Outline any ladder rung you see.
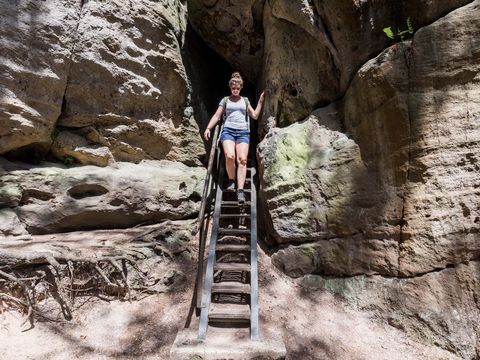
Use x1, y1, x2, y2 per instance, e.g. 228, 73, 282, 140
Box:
219, 214, 250, 218
218, 235, 249, 243
209, 304, 250, 322
218, 228, 250, 235
212, 282, 251, 294
214, 262, 250, 272
221, 201, 251, 206
216, 244, 250, 252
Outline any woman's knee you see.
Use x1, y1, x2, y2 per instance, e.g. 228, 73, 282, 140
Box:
225, 152, 236, 161
236, 156, 247, 166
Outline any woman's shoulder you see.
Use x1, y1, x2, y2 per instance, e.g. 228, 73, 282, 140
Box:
218, 96, 229, 106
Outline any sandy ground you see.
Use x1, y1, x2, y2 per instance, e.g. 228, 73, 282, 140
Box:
0, 245, 460, 360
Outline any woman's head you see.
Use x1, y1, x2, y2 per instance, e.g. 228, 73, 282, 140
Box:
229, 71, 243, 89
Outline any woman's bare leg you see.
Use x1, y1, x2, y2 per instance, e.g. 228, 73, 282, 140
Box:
235, 142, 249, 189
222, 140, 236, 181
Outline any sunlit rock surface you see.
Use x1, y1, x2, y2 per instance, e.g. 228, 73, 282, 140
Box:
0, 159, 204, 234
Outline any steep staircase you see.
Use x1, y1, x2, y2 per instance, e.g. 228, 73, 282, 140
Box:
197, 159, 259, 340
171, 126, 286, 359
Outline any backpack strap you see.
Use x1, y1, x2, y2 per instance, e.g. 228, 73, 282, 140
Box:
243, 97, 250, 132
221, 96, 228, 124
243, 97, 249, 122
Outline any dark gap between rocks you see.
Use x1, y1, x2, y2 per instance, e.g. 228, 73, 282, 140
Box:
182, 23, 259, 166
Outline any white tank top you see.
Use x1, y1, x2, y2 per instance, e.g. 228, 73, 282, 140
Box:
220, 97, 249, 131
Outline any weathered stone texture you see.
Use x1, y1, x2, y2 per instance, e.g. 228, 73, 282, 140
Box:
0, 0, 205, 166
0, 159, 204, 235
398, 2, 480, 276
300, 260, 480, 359
187, 0, 265, 81
58, 0, 204, 166
0, 0, 81, 153
262, 1, 480, 278
186, 0, 476, 129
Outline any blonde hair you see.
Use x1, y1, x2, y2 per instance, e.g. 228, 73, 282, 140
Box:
228, 71, 243, 87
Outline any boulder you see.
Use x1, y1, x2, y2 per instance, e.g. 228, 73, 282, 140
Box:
0, 0, 82, 153
261, 0, 473, 126
261, 0, 480, 277
344, 1, 480, 276
300, 260, 480, 359
258, 116, 402, 276
57, 0, 205, 166
0, 159, 205, 235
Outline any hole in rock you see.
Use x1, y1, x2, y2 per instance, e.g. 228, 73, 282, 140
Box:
20, 189, 55, 205
68, 184, 109, 199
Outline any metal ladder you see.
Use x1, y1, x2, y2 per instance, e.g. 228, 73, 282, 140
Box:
198, 158, 259, 340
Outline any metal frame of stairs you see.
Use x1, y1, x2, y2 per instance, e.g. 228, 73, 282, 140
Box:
197, 158, 259, 340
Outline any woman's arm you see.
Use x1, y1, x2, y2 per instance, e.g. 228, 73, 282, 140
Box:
248, 91, 265, 120
204, 105, 224, 140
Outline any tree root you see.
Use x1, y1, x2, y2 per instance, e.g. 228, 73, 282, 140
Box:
0, 222, 194, 327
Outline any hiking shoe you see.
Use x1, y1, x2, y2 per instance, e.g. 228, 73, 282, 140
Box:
237, 189, 246, 204
225, 180, 235, 192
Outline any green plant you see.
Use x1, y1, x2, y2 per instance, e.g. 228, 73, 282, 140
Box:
383, 17, 414, 42
50, 128, 60, 141
63, 155, 75, 166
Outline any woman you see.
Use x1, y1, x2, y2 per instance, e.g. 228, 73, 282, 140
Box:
204, 72, 265, 203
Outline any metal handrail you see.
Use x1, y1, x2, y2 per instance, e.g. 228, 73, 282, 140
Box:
185, 124, 219, 328
192, 124, 219, 237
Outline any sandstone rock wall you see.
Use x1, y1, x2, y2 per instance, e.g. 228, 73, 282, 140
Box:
0, 158, 204, 235
255, 2, 480, 355
0, 0, 205, 166
262, 1, 480, 279
0, 0, 82, 153
189, 0, 473, 126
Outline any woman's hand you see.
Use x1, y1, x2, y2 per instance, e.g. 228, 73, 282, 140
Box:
259, 91, 265, 103
204, 128, 211, 140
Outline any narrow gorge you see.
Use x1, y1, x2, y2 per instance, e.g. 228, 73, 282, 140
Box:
1, 1, 479, 359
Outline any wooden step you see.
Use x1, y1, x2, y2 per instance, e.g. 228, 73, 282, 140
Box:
216, 244, 250, 252
219, 214, 250, 218
218, 235, 249, 243
221, 201, 251, 207
214, 262, 250, 272
218, 228, 250, 235
212, 282, 251, 294
209, 304, 250, 322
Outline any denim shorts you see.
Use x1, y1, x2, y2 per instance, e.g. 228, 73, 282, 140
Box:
219, 127, 250, 144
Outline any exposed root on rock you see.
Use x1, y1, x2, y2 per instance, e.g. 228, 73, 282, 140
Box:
0, 221, 194, 328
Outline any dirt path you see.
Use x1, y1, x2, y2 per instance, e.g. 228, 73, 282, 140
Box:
0, 245, 459, 360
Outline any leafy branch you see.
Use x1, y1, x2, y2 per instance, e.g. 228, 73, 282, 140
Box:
383, 17, 414, 42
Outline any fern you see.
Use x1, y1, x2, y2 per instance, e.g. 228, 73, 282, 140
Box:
383, 17, 415, 42
383, 27, 395, 39
407, 17, 414, 34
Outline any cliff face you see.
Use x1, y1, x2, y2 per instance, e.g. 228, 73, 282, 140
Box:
1, 0, 479, 358
0, 0, 205, 235
190, 0, 480, 357
0, 0, 204, 166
